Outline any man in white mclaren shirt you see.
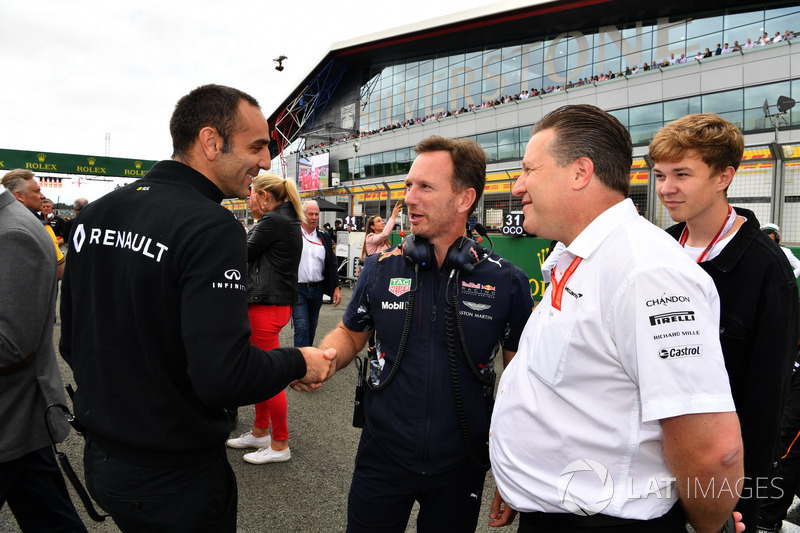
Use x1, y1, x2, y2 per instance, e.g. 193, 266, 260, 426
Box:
489, 105, 743, 533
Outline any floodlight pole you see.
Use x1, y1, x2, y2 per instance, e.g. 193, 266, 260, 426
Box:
351, 141, 360, 219
774, 114, 781, 143
767, 112, 789, 143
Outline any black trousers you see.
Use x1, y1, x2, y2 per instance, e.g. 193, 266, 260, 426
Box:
84, 439, 237, 532
0, 446, 87, 532
758, 362, 800, 524
347, 434, 486, 533
517, 503, 686, 532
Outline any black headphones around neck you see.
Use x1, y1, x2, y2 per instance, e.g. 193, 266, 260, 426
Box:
401, 234, 483, 275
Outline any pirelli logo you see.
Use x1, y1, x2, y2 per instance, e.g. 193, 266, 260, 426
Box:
649, 311, 696, 326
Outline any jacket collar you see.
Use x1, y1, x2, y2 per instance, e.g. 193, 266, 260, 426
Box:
0, 192, 45, 225
258, 201, 298, 222
143, 160, 226, 204
0, 190, 14, 211
568, 198, 638, 260
25, 205, 47, 224
667, 206, 761, 273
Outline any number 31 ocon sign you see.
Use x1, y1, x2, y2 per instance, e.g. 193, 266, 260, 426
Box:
503, 213, 527, 236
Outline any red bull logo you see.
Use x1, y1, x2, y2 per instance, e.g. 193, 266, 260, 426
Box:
379, 248, 403, 262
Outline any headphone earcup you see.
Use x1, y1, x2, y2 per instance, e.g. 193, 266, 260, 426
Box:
402, 234, 433, 270
445, 237, 482, 275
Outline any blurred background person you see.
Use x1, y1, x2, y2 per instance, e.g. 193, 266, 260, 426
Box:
293, 200, 341, 348
40, 198, 65, 246
360, 199, 403, 261
62, 197, 89, 247
359, 199, 403, 357
762, 223, 800, 278
227, 173, 304, 465
1, 169, 65, 278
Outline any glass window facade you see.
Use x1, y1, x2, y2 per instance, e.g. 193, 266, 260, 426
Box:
358, 5, 800, 133
338, 79, 798, 181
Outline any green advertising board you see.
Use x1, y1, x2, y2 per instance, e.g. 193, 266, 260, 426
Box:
0, 148, 157, 178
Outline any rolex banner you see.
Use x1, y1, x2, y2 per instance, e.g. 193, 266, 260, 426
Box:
0, 148, 157, 178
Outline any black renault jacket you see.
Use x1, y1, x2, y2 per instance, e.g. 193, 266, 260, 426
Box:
60, 161, 306, 464
247, 202, 302, 306
667, 207, 800, 526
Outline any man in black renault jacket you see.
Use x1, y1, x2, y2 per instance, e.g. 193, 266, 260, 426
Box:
59, 84, 336, 532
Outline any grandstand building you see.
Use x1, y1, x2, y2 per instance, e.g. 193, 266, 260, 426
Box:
267, 0, 800, 243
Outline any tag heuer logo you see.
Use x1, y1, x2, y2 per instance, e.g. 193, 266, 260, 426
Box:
388, 278, 411, 297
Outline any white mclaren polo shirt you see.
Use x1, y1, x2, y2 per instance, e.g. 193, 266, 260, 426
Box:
490, 199, 734, 519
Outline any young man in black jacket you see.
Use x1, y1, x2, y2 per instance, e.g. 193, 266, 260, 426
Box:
651, 113, 800, 532
59, 84, 336, 532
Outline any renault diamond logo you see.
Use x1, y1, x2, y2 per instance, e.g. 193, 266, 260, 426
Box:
73, 224, 86, 252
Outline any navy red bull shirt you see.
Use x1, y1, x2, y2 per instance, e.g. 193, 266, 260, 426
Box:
343, 243, 532, 475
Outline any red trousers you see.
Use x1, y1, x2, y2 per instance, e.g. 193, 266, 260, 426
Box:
248, 304, 292, 441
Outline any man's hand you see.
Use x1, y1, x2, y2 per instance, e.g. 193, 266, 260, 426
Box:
297, 347, 336, 388
489, 488, 517, 527
291, 321, 369, 392
332, 286, 341, 307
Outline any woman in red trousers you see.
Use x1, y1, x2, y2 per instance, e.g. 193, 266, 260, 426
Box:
226, 173, 304, 464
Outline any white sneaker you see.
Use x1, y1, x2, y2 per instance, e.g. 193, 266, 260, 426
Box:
226, 431, 271, 449
243, 446, 291, 464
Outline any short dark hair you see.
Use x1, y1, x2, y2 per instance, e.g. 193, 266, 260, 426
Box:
414, 136, 486, 216
169, 84, 260, 159
532, 105, 632, 196
762, 227, 781, 244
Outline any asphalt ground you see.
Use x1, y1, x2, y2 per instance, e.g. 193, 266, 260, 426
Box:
4, 284, 800, 532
